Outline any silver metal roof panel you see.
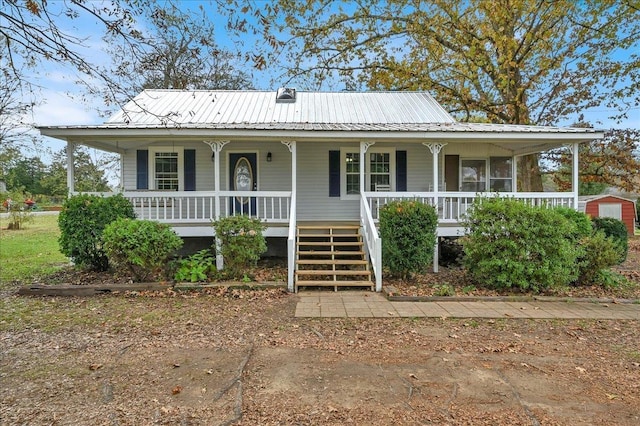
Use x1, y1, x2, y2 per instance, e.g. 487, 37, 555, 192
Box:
108, 90, 457, 126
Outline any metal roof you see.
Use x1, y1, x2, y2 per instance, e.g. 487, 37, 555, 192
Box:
107, 90, 457, 126
50, 121, 599, 134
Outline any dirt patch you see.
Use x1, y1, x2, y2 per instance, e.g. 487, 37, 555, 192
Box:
2, 289, 639, 425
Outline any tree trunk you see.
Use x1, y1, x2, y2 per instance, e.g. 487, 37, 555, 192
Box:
517, 154, 543, 192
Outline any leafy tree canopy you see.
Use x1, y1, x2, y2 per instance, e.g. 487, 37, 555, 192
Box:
219, 0, 639, 190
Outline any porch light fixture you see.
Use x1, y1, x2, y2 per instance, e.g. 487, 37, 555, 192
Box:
211, 151, 215, 161
267, 152, 272, 162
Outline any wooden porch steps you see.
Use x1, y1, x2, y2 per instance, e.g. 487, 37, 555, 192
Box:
295, 225, 374, 292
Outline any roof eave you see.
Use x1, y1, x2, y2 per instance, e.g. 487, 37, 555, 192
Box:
39, 126, 605, 143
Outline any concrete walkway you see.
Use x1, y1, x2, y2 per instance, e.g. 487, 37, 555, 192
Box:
295, 291, 640, 319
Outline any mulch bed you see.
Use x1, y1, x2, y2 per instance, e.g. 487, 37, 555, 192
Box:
22, 238, 639, 300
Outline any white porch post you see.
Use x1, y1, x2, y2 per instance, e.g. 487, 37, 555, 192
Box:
66, 142, 76, 195
572, 142, 580, 210
423, 142, 446, 273
204, 140, 230, 269
282, 141, 297, 197
512, 155, 518, 193
360, 141, 375, 194
282, 141, 297, 292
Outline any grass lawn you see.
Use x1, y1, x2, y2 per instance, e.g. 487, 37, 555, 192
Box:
0, 214, 68, 288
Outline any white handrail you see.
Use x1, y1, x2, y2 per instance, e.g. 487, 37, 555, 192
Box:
360, 194, 382, 292
287, 192, 297, 292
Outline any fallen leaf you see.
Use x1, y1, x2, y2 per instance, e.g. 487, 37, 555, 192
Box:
89, 363, 103, 371
172, 385, 183, 395
575, 366, 586, 373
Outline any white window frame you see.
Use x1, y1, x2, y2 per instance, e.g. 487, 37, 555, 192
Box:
149, 146, 184, 191
460, 156, 514, 192
460, 158, 488, 192
598, 203, 622, 220
340, 147, 395, 200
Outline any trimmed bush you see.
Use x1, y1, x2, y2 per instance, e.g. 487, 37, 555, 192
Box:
58, 194, 135, 271
462, 198, 580, 293
212, 215, 266, 279
555, 207, 593, 240
592, 217, 628, 262
576, 231, 621, 285
103, 218, 183, 282
379, 200, 438, 279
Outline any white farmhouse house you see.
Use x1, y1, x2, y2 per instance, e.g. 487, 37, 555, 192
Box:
40, 89, 604, 292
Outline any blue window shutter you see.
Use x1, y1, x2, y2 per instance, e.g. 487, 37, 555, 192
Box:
396, 150, 407, 191
136, 150, 148, 189
329, 150, 340, 197
184, 149, 196, 191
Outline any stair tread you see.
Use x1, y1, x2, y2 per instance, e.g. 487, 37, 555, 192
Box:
297, 225, 360, 230
298, 241, 363, 246
296, 280, 374, 286
296, 259, 368, 265
297, 233, 360, 238
298, 250, 365, 255
296, 270, 371, 276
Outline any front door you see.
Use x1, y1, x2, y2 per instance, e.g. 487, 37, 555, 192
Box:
229, 153, 257, 216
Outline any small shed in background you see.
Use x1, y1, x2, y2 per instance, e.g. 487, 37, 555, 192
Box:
578, 195, 637, 235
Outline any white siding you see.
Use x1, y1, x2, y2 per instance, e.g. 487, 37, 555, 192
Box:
296, 142, 436, 221
297, 142, 358, 221
122, 141, 293, 192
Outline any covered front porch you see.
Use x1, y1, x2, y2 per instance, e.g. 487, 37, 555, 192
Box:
64, 136, 584, 293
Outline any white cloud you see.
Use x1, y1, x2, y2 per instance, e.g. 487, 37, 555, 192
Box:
33, 90, 101, 126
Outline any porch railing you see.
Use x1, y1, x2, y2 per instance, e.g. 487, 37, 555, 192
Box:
364, 191, 576, 222
119, 190, 292, 223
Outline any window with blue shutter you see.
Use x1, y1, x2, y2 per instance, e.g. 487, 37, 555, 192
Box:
396, 150, 407, 191
136, 150, 148, 189
329, 150, 340, 197
184, 149, 196, 191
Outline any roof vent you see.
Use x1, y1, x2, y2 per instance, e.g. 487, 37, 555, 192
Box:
276, 87, 296, 103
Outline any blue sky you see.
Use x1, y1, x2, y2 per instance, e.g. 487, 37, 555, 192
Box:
17, 0, 640, 159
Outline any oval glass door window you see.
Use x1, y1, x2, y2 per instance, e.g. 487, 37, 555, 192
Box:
233, 157, 253, 204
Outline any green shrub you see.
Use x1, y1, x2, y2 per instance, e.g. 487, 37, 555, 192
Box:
103, 218, 183, 282
433, 283, 455, 296
462, 197, 580, 293
174, 249, 216, 282
592, 217, 628, 262
379, 200, 438, 279
555, 207, 593, 239
212, 215, 267, 279
575, 231, 622, 285
58, 194, 135, 271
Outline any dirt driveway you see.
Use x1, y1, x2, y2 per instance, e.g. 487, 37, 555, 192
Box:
1, 287, 639, 425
